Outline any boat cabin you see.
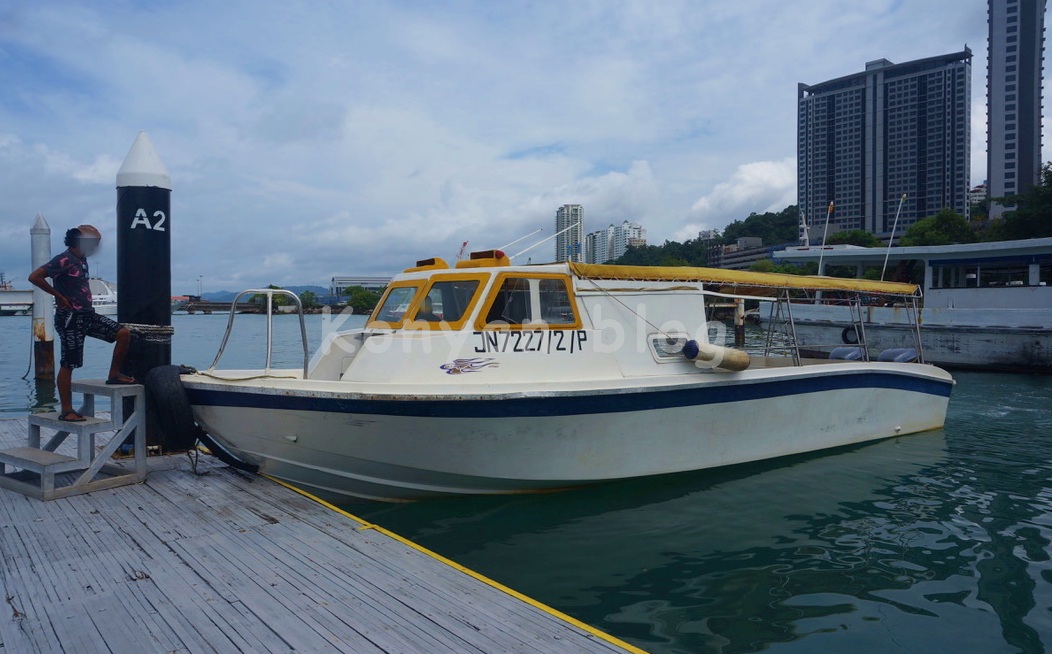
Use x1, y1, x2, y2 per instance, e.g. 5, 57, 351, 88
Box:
293, 250, 923, 384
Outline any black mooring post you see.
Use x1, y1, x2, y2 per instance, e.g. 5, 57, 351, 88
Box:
116, 132, 172, 445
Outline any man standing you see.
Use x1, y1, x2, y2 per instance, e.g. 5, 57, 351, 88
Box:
28, 225, 135, 422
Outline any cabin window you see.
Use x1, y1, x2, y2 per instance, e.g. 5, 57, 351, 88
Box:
539, 279, 574, 324
484, 278, 533, 325
479, 274, 581, 329
370, 284, 420, 326
411, 279, 482, 325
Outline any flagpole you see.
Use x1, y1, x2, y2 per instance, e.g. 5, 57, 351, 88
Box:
816, 200, 834, 275
498, 228, 543, 251
511, 223, 576, 260
881, 193, 908, 281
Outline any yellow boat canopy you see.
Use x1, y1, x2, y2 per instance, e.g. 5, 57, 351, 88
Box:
568, 263, 920, 297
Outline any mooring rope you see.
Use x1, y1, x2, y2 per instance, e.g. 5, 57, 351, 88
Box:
123, 323, 175, 344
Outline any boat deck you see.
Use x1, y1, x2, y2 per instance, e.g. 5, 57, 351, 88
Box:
0, 416, 640, 654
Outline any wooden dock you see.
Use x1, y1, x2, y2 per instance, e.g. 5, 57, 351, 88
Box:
0, 416, 643, 654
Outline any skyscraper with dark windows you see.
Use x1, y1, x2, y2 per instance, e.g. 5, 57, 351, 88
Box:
987, 0, 1046, 219
798, 50, 972, 235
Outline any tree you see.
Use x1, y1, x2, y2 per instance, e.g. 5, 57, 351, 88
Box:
344, 285, 382, 314
825, 229, 881, 247
987, 162, 1052, 240
900, 209, 977, 246
299, 290, 318, 309
722, 206, 800, 245
252, 284, 291, 310
748, 259, 817, 275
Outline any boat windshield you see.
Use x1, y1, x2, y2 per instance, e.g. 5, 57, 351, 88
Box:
410, 279, 481, 325
373, 286, 419, 324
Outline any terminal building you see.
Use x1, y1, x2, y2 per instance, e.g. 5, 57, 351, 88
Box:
330, 276, 391, 296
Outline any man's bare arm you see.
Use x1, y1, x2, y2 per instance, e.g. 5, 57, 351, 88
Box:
28, 267, 71, 309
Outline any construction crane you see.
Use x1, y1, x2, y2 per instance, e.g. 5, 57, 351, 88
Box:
455, 241, 469, 261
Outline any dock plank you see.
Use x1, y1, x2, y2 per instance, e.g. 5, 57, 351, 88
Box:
0, 417, 637, 654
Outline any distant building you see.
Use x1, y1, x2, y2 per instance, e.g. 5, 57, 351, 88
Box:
706, 240, 724, 269
555, 204, 584, 263
611, 221, 645, 260
330, 276, 390, 296
718, 238, 775, 271
585, 228, 610, 264
968, 183, 989, 208
987, 0, 1046, 219
584, 220, 646, 263
697, 229, 719, 241
798, 50, 972, 235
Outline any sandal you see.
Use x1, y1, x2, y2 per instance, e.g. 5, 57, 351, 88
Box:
106, 374, 138, 385
58, 410, 86, 422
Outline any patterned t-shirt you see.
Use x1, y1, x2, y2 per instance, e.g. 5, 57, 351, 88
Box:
43, 249, 92, 311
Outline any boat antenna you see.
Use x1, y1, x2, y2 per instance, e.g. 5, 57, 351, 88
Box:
816, 200, 835, 275
498, 228, 543, 251
510, 223, 576, 260
881, 193, 908, 281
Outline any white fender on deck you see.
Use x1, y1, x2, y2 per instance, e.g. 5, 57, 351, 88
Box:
682, 340, 751, 372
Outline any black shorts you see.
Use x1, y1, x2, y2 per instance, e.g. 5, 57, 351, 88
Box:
55, 309, 122, 369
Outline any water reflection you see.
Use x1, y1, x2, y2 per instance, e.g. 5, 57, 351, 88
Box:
359, 373, 1052, 654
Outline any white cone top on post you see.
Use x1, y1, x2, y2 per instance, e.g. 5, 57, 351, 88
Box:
116, 131, 171, 190
31, 213, 50, 235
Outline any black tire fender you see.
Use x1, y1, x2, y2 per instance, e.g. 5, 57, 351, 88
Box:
841, 327, 859, 345
144, 365, 203, 451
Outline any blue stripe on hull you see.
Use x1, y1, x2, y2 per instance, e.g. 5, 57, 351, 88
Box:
186, 371, 952, 419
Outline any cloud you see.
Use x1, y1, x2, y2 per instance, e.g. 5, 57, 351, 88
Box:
689, 158, 798, 226
0, 0, 1024, 293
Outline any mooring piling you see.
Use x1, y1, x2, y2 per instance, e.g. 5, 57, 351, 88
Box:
30, 213, 54, 380
734, 297, 746, 347
116, 131, 173, 384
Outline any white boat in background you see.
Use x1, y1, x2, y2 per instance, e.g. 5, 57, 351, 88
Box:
89, 278, 118, 316
774, 237, 1052, 372
179, 251, 953, 503
0, 273, 32, 316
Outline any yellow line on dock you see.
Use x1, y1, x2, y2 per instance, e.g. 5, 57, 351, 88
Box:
264, 475, 650, 654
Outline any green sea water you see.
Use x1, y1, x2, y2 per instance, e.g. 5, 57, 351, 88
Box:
2, 315, 1051, 652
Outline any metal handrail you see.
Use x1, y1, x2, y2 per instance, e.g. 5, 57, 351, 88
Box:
208, 289, 310, 378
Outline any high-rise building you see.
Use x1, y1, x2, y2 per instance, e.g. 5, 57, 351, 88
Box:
611, 221, 645, 261
584, 221, 646, 263
988, 0, 1046, 219
798, 50, 972, 235
555, 204, 584, 263
585, 227, 610, 264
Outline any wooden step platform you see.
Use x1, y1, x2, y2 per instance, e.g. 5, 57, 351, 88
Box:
0, 380, 146, 500
0, 417, 642, 654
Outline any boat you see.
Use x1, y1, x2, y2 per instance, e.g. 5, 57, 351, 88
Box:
0, 273, 32, 316
179, 250, 954, 502
773, 237, 1052, 371
89, 278, 118, 316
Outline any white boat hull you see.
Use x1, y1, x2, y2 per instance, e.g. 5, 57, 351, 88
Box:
185, 364, 952, 502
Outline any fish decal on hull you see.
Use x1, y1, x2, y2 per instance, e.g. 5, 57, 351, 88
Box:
440, 358, 499, 375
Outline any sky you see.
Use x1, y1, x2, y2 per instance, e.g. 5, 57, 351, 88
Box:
0, 0, 1045, 293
